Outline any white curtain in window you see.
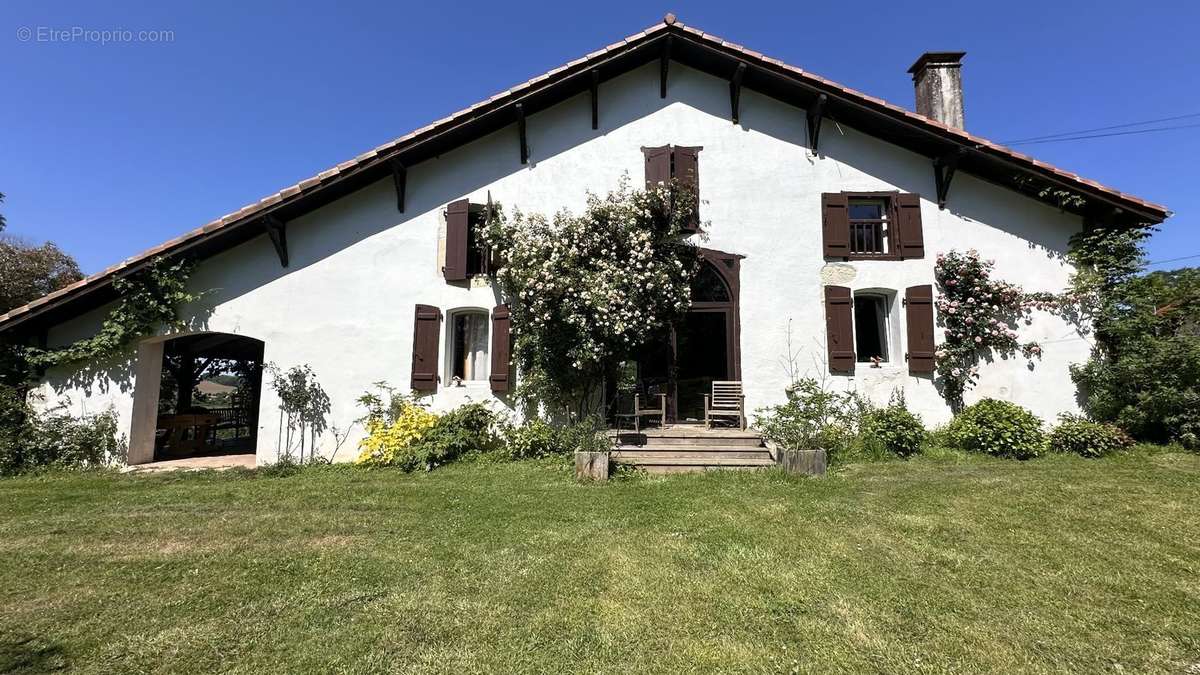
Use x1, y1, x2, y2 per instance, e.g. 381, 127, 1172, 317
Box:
459, 313, 489, 380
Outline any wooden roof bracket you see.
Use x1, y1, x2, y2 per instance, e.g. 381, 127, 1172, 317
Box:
806, 93, 827, 155
262, 215, 288, 268
934, 148, 967, 210
590, 69, 600, 130
730, 62, 747, 124
389, 158, 406, 213
515, 103, 528, 165
660, 36, 672, 98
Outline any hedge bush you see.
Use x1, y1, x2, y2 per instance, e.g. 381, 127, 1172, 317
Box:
0, 386, 124, 476
502, 417, 605, 459
946, 398, 1045, 459
862, 404, 926, 458
1048, 414, 1133, 458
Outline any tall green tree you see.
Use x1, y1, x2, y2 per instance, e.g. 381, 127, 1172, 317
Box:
1071, 267, 1200, 446
0, 192, 84, 314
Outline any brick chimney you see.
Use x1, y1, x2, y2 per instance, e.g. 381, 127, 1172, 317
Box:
907, 52, 966, 129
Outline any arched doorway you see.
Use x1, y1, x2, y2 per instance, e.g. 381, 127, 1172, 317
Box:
675, 250, 741, 421
631, 248, 742, 423
152, 333, 264, 461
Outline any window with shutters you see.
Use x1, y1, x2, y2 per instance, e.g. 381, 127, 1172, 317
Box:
444, 201, 492, 281
823, 192, 925, 261
466, 209, 488, 276
848, 198, 893, 257
446, 309, 489, 384
642, 145, 701, 232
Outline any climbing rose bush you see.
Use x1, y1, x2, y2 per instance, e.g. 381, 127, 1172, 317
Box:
481, 176, 700, 414
934, 249, 1057, 407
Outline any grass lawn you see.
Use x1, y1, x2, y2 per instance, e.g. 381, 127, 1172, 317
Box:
1, 451, 1198, 674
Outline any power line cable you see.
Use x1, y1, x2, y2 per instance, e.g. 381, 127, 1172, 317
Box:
1145, 253, 1200, 267
1001, 111, 1200, 144
1002, 122, 1200, 147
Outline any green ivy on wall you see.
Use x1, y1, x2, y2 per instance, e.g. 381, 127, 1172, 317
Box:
12, 257, 198, 381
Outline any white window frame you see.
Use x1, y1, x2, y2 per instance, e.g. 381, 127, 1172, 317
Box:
444, 308, 491, 386
853, 289, 900, 365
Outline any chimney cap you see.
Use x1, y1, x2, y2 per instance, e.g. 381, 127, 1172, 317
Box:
907, 51, 967, 75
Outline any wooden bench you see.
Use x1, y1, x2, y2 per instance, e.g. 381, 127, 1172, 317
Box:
704, 381, 746, 430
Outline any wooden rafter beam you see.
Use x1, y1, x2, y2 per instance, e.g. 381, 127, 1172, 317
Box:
806, 93, 827, 154
660, 36, 672, 98
516, 103, 528, 165
262, 215, 288, 267
389, 159, 406, 213
934, 148, 967, 210
730, 62, 747, 124
590, 69, 600, 130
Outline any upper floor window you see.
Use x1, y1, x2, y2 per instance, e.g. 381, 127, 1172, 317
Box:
848, 198, 893, 257
822, 192, 925, 261
444, 200, 492, 281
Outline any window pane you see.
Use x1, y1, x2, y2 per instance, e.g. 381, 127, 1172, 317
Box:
853, 295, 888, 362
453, 313, 489, 381
690, 263, 730, 302
848, 201, 884, 220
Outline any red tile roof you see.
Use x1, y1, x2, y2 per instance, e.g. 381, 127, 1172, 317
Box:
0, 16, 1170, 333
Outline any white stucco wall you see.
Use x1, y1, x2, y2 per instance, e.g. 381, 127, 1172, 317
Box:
34, 61, 1089, 463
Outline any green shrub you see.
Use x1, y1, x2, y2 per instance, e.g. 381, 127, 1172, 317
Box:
754, 379, 867, 460
502, 416, 609, 460
504, 418, 565, 459
1048, 414, 1133, 458
0, 387, 124, 476
412, 402, 502, 469
558, 416, 610, 455
862, 404, 926, 458
946, 398, 1045, 459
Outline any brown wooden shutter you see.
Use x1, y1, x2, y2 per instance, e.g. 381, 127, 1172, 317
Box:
443, 199, 469, 281
905, 285, 936, 375
673, 146, 701, 232
411, 304, 442, 391
896, 193, 925, 259
824, 286, 855, 373
642, 145, 671, 192
822, 193, 850, 258
489, 304, 511, 393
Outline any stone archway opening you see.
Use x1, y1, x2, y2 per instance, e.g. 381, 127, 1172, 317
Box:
128, 333, 264, 465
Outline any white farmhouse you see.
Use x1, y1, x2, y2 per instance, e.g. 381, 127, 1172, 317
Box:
0, 16, 1169, 467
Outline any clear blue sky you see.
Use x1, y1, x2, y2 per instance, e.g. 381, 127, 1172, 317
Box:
3, 0, 1196, 274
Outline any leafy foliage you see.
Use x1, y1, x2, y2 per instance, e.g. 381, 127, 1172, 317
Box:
268, 363, 331, 463
754, 378, 868, 459
503, 418, 567, 459
0, 236, 83, 314
862, 396, 926, 458
354, 397, 438, 468
22, 258, 198, 373
415, 403, 504, 468
0, 389, 124, 476
480, 176, 700, 416
1070, 268, 1200, 446
946, 398, 1045, 459
933, 250, 1056, 407
1048, 413, 1132, 458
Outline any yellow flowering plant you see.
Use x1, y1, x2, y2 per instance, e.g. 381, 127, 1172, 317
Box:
353, 382, 439, 467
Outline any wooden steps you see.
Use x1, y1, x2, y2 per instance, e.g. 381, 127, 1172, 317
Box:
609, 426, 775, 474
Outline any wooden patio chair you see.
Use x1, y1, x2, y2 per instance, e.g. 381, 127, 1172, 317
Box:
613, 391, 667, 434
704, 381, 746, 430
